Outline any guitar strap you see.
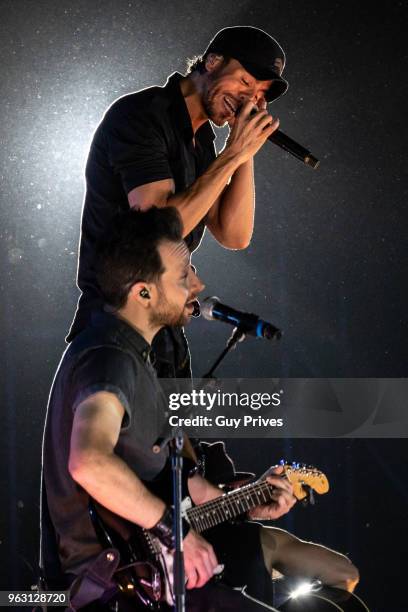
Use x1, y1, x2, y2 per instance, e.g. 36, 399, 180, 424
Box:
66, 549, 120, 611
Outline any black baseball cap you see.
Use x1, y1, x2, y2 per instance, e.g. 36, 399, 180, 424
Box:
204, 26, 288, 103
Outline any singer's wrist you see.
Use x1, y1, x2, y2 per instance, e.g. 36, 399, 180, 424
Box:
219, 144, 246, 170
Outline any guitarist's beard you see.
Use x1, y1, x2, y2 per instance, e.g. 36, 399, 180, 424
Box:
148, 288, 189, 329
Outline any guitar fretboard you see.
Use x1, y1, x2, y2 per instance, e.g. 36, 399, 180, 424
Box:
186, 480, 275, 533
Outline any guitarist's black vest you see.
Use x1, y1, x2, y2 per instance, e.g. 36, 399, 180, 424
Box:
40, 311, 169, 583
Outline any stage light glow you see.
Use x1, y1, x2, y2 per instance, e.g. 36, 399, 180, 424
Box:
289, 581, 314, 599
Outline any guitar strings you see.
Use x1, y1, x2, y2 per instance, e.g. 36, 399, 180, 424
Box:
186, 469, 324, 532
187, 481, 275, 531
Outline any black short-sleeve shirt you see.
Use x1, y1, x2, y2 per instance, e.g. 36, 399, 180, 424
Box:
68, 72, 216, 340
42, 311, 169, 576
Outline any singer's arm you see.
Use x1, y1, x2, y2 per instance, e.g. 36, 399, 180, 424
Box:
205, 158, 255, 250
128, 103, 278, 249
128, 151, 244, 246
205, 101, 280, 249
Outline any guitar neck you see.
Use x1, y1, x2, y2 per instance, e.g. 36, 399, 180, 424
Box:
185, 480, 274, 534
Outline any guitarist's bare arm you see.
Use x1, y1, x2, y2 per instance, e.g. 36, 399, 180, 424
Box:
187, 473, 223, 505
69, 391, 167, 529
69, 392, 221, 590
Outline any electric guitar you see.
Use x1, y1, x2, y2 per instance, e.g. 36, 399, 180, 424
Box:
89, 462, 332, 609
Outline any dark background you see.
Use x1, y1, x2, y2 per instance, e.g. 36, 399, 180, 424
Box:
1, 1, 407, 609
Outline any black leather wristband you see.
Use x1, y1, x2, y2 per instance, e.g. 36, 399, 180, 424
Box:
150, 507, 191, 549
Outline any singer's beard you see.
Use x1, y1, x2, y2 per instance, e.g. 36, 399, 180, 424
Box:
202, 97, 225, 127
202, 96, 232, 127
202, 76, 235, 127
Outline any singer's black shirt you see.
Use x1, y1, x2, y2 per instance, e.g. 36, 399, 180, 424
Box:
68, 72, 216, 340
42, 311, 169, 577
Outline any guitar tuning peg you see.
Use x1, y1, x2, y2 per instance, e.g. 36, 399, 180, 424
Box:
302, 485, 315, 506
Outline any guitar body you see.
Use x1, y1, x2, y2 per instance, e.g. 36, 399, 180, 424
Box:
89, 506, 274, 611
89, 501, 165, 609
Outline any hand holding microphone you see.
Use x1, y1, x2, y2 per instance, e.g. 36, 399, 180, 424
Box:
226, 99, 280, 163
227, 99, 319, 169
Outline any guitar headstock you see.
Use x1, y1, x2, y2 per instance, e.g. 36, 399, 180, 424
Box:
281, 462, 329, 500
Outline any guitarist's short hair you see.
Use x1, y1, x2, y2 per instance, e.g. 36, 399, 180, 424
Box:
95, 206, 183, 309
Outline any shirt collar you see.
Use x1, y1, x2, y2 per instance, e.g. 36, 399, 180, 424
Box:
91, 310, 152, 363
164, 72, 216, 146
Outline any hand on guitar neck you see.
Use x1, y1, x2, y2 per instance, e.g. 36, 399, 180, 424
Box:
174, 465, 297, 590
246, 465, 297, 521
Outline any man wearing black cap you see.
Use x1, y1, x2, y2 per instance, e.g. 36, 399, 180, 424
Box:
67, 26, 288, 379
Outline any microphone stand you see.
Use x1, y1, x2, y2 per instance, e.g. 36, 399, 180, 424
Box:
203, 326, 246, 379
170, 325, 247, 609
170, 427, 186, 612
169, 323, 279, 608
151, 310, 282, 612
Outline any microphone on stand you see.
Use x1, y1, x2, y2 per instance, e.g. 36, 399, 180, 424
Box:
201, 296, 282, 341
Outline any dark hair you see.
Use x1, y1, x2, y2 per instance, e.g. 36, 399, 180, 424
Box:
95, 206, 183, 309
186, 54, 206, 74
186, 53, 231, 75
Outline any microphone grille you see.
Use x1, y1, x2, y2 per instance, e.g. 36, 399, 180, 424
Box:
201, 296, 220, 321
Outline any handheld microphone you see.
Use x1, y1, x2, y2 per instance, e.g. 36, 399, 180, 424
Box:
247, 106, 319, 169
201, 296, 282, 341
268, 129, 320, 169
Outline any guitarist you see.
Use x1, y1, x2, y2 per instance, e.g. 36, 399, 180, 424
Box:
41, 207, 358, 610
